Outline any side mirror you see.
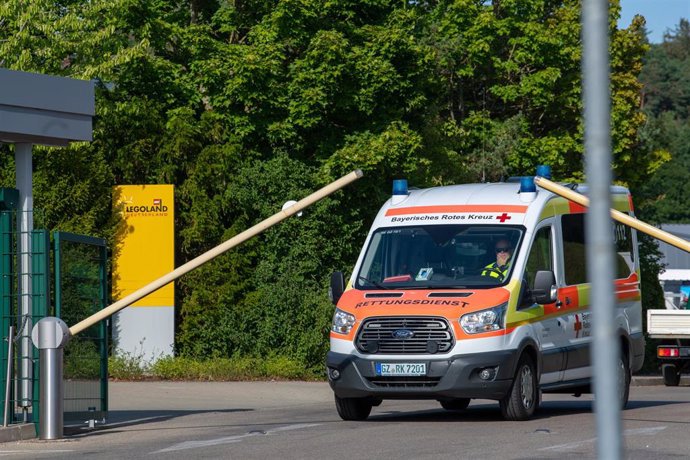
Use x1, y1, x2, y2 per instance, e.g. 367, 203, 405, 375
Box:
532, 270, 558, 305
329, 271, 345, 305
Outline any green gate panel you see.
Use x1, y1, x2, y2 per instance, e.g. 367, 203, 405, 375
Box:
54, 232, 108, 422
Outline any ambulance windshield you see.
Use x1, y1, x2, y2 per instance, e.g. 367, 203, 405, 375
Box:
356, 225, 523, 289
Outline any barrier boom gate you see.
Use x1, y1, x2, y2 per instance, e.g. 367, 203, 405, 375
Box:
31, 169, 363, 440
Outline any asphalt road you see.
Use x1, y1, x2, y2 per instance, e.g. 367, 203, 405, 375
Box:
1, 381, 690, 459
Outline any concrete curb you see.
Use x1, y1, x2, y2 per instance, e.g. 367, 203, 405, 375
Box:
632, 375, 688, 386
631, 375, 663, 386
0, 423, 35, 443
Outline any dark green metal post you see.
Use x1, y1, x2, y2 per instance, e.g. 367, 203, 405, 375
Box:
0, 189, 18, 424
31, 229, 50, 430
99, 245, 108, 413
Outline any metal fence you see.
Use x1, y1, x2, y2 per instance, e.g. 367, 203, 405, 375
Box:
1, 224, 108, 430
0, 209, 49, 427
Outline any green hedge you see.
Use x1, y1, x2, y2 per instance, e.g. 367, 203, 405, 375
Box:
108, 355, 323, 381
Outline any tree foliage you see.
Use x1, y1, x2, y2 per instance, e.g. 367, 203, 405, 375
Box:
627, 19, 689, 372
0, 0, 663, 371
637, 19, 690, 224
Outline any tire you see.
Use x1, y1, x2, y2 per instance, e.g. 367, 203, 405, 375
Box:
440, 398, 471, 411
335, 396, 372, 421
662, 363, 681, 387
617, 353, 631, 409
500, 355, 538, 421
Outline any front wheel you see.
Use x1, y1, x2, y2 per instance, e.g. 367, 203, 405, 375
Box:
335, 396, 372, 421
500, 355, 538, 421
617, 353, 631, 409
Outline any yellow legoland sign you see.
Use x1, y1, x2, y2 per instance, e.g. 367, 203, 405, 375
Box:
113, 185, 174, 307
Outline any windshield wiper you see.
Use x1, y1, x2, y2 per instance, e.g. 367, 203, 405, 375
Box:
357, 275, 390, 290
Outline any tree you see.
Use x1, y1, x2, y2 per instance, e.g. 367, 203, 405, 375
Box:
0, 0, 661, 371
641, 19, 690, 119
626, 18, 690, 373
637, 19, 690, 224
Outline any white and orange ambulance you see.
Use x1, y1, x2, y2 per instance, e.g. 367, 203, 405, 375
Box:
327, 166, 644, 421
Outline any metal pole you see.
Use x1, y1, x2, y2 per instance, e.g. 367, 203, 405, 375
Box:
15, 143, 33, 413
39, 348, 64, 440
69, 169, 364, 336
582, 1, 621, 458
3, 325, 13, 427
31, 317, 69, 440
14, 143, 33, 419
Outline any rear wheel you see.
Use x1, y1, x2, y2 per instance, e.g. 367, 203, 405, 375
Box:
440, 398, 470, 411
617, 353, 631, 409
662, 363, 681, 387
500, 355, 538, 421
335, 396, 372, 421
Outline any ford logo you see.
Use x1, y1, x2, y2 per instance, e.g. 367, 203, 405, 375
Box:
392, 329, 414, 340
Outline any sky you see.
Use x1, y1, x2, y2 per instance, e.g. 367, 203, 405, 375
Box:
618, 0, 689, 43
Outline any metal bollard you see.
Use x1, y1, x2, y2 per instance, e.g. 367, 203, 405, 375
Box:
30, 317, 70, 440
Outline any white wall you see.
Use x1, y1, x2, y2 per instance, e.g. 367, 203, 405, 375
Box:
113, 306, 174, 364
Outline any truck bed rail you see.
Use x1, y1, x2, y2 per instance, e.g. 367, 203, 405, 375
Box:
647, 309, 690, 338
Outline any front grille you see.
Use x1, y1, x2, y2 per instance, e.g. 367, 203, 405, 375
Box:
355, 316, 454, 355
366, 376, 441, 388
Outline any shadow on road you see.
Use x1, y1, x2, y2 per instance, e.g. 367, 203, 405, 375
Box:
366, 398, 684, 423
65, 408, 254, 437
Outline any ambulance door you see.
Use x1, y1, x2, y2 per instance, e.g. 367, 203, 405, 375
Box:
558, 213, 592, 382
523, 222, 565, 385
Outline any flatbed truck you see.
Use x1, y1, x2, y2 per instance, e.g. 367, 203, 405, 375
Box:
647, 309, 690, 386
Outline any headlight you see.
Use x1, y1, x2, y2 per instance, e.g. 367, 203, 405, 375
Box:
460, 303, 507, 334
332, 308, 356, 334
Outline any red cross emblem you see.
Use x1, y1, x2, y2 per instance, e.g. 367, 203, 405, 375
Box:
496, 213, 511, 223
574, 314, 583, 338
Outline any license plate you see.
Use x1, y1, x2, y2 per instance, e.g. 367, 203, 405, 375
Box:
375, 363, 426, 376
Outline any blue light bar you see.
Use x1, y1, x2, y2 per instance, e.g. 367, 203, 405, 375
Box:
520, 176, 536, 193
392, 179, 408, 196
536, 164, 552, 179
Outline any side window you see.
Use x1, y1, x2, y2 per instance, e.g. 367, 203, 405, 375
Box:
561, 214, 634, 284
562, 213, 587, 285
614, 222, 635, 279
525, 226, 553, 290
360, 232, 384, 282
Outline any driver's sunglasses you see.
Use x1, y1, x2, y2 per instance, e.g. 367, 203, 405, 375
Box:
495, 247, 511, 254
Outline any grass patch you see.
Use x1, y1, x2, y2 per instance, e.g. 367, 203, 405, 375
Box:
108, 351, 152, 380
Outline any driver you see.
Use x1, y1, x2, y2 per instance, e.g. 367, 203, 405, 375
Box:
481, 239, 513, 281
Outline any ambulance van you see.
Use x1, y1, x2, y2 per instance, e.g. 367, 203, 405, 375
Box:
327, 167, 644, 421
